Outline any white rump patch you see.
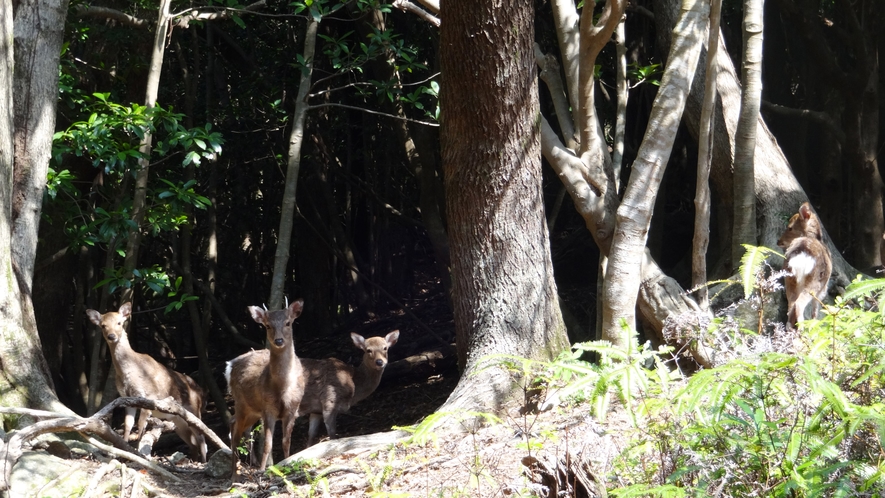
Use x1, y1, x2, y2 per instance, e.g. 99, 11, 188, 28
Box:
224, 361, 233, 389
788, 252, 816, 279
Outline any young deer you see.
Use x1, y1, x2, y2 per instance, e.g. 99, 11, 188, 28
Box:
225, 299, 305, 478
85, 303, 207, 462
299, 330, 399, 447
777, 202, 832, 326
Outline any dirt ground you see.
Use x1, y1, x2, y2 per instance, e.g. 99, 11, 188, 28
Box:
19, 359, 622, 498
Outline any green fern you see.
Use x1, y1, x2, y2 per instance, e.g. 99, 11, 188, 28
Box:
739, 244, 782, 298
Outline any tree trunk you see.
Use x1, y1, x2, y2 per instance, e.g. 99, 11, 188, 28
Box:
654, 0, 860, 287
731, 0, 763, 269
120, 0, 171, 304
438, 0, 569, 415
0, 0, 70, 416
692, 0, 723, 310
602, 0, 707, 344
268, 18, 317, 311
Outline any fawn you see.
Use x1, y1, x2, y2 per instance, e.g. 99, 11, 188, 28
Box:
225, 299, 305, 478
86, 303, 207, 462
299, 330, 399, 447
777, 202, 832, 326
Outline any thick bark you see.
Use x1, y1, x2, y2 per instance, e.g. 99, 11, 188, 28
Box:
731, 0, 763, 268
12, 0, 69, 286
268, 18, 317, 311
0, 0, 70, 415
602, 0, 707, 344
438, 0, 569, 415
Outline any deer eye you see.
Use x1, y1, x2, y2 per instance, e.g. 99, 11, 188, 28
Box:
285, 321, 291, 327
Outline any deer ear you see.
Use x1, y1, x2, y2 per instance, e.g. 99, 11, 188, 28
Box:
287, 298, 304, 319
119, 302, 132, 317
385, 330, 400, 346
248, 306, 266, 324
86, 309, 102, 326
799, 202, 813, 220
351, 332, 366, 350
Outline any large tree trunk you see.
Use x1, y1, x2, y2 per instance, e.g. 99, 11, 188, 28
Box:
0, 0, 70, 416
438, 0, 569, 415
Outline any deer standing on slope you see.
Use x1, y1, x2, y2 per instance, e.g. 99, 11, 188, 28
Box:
777, 202, 832, 326
299, 330, 399, 447
86, 303, 207, 462
225, 299, 305, 478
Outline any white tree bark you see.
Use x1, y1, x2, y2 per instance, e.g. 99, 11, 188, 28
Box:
731, 0, 763, 268
602, 0, 708, 345
692, 0, 723, 310
268, 18, 318, 311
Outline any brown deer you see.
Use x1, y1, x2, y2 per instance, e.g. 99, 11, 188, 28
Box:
777, 202, 832, 326
225, 299, 305, 478
85, 303, 207, 462
299, 330, 399, 447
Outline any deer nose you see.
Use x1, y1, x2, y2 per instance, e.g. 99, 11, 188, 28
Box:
274, 338, 284, 347
375, 359, 385, 367
107, 334, 117, 341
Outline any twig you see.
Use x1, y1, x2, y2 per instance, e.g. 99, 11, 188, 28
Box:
83, 459, 117, 498
85, 437, 180, 482
308, 102, 438, 127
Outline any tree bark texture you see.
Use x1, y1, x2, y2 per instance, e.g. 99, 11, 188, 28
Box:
731, 0, 763, 269
0, 0, 69, 415
12, 0, 69, 288
439, 0, 569, 414
268, 18, 317, 311
602, 0, 707, 345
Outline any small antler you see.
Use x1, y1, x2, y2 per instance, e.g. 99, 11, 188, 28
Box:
263, 304, 268, 311
285, 296, 289, 308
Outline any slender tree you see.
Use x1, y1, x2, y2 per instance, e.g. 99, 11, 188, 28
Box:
731, 0, 763, 269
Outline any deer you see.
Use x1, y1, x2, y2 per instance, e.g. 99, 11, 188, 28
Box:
777, 202, 832, 326
224, 298, 305, 478
85, 303, 207, 462
299, 330, 399, 447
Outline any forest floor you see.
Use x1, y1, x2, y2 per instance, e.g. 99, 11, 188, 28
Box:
73, 363, 625, 498
14, 335, 626, 498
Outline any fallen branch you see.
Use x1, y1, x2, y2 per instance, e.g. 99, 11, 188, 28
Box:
85, 437, 179, 483
0, 396, 229, 492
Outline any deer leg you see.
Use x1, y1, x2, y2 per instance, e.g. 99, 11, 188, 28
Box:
258, 415, 277, 471
134, 408, 151, 441
307, 414, 323, 447
282, 415, 296, 458
122, 406, 137, 441
324, 410, 338, 441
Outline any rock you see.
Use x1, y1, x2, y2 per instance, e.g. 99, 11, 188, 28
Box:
205, 449, 233, 478
9, 451, 90, 498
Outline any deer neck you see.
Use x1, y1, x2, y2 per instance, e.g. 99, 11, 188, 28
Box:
352, 361, 383, 405
268, 344, 302, 384
108, 334, 136, 370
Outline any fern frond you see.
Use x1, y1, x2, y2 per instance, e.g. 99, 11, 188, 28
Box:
739, 244, 781, 299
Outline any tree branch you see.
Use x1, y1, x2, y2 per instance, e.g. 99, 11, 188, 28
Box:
392, 0, 440, 27
761, 100, 846, 145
